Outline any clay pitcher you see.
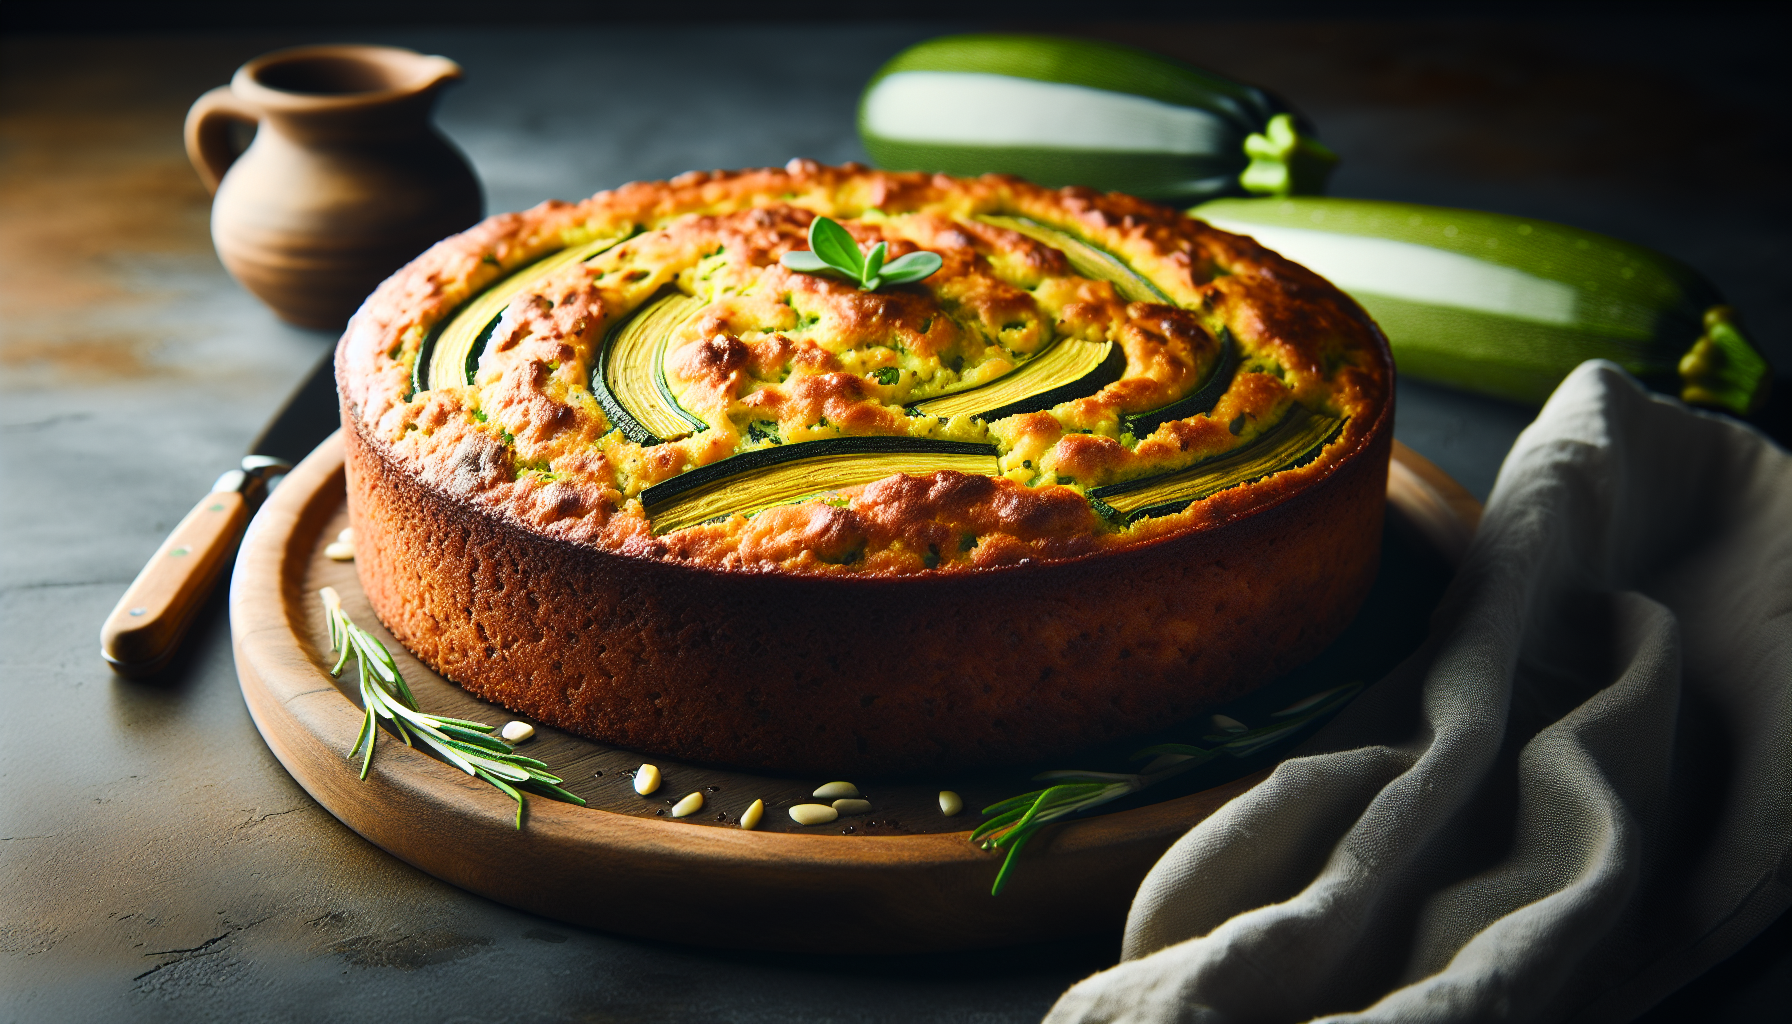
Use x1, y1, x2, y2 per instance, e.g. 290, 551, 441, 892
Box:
185, 44, 483, 329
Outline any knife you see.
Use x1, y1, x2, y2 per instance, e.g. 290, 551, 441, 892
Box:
100, 352, 341, 677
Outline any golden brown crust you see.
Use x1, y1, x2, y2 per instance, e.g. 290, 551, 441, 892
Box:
345, 407, 1390, 776
339, 162, 1395, 774
339, 161, 1389, 577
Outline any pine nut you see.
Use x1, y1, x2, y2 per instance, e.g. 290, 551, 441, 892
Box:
634, 764, 661, 795
938, 790, 963, 816
788, 803, 838, 826
324, 541, 355, 561
740, 799, 764, 830
499, 721, 534, 743
812, 781, 859, 800
671, 792, 704, 818
337, 527, 356, 544
832, 798, 870, 816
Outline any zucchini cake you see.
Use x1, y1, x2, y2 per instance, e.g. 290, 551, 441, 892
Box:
337, 160, 1392, 776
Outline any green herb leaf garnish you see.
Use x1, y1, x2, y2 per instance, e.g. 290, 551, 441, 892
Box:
322, 586, 586, 829
780, 216, 942, 291
972, 682, 1362, 894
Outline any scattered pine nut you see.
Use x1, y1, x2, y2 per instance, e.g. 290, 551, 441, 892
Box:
671, 792, 704, 818
832, 798, 871, 816
812, 781, 859, 800
1211, 714, 1248, 733
938, 790, 963, 816
499, 721, 534, 743
740, 799, 764, 830
337, 527, 355, 544
324, 541, 355, 561
788, 803, 839, 826
634, 764, 662, 795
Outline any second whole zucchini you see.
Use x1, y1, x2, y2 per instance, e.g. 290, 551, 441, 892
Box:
1192, 197, 1771, 415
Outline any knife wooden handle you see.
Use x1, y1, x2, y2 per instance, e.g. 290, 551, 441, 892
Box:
101, 490, 249, 676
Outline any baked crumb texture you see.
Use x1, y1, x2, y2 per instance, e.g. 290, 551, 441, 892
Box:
339, 162, 1393, 775
341, 161, 1387, 577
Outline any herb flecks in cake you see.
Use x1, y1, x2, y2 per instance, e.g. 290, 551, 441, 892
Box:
343, 161, 1385, 575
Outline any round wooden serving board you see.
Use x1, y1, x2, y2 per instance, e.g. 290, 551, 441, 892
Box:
230, 435, 1478, 953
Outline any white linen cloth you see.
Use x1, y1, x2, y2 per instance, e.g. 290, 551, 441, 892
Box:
1046, 362, 1792, 1023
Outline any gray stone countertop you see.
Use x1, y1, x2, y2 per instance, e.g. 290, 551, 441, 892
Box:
1, 19, 1785, 1023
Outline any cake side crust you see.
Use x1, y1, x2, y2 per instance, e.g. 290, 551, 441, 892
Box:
344, 396, 1390, 777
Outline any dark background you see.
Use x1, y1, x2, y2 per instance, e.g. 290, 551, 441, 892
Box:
3, 0, 1781, 29
2, 5, 1786, 1022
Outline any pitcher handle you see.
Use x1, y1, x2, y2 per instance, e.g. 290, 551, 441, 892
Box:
184, 86, 261, 194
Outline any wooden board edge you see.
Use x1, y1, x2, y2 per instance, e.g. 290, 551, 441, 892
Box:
1388, 440, 1482, 567
230, 433, 1472, 951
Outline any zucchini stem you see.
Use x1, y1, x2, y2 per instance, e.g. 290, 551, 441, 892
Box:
1239, 114, 1338, 197
1679, 305, 1772, 417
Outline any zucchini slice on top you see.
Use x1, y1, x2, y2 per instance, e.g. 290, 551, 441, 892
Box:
1089, 404, 1344, 524
1123, 328, 1239, 439
910, 337, 1126, 420
417, 230, 635, 395
641, 438, 1000, 535
964, 214, 1240, 434
974, 214, 1244, 437
884, 213, 1157, 423
593, 291, 709, 446
975, 214, 1171, 305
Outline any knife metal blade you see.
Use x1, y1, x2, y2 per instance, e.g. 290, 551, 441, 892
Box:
246, 348, 343, 465
100, 351, 340, 676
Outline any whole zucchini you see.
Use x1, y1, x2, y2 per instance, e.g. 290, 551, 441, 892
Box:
858, 34, 1337, 203
1193, 197, 1771, 415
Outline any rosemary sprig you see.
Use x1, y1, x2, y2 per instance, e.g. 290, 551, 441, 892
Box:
780, 215, 942, 290
320, 587, 586, 828
972, 682, 1363, 894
